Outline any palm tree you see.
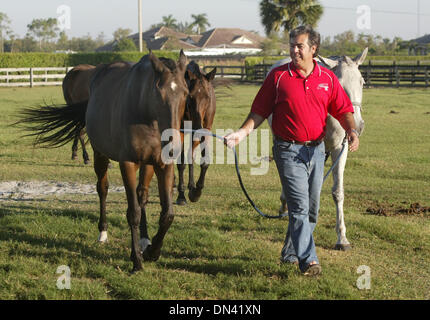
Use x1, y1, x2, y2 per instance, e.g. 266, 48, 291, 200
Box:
162, 15, 178, 30
190, 13, 210, 34
259, 0, 323, 35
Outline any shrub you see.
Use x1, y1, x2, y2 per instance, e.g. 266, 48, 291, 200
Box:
0, 51, 183, 68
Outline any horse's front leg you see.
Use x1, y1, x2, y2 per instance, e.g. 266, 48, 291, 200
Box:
189, 137, 210, 202
176, 132, 187, 205
176, 149, 187, 205
119, 161, 143, 272
186, 139, 197, 197
188, 138, 206, 202
137, 165, 153, 255
143, 163, 175, 262
331, 146, 351, 251
94, 150, 110, 243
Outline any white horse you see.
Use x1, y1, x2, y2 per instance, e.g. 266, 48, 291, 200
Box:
268, 48, 368, 251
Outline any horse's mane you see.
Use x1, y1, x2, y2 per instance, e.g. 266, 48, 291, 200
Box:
159, 57, 177, 71
187, 61, 202, 77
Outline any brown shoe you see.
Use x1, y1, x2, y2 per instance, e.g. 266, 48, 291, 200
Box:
303, 263, 322, 276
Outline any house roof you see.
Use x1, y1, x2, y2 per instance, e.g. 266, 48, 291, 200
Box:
196, 28, 265, 49
129, 26, 196, 50
409, 34, 430, 45
96, 27, 265, 52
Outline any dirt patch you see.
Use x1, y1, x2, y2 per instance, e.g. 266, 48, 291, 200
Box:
366, 202, 430, 217
0, 180, 124, 201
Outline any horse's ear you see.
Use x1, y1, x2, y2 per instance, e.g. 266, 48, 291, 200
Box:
149, 51, 167, 74
318, 55, 338, 69
178, 50, 187, 71
353, 47, 368, 66
344, 56, 354, 65
205, 67, 217, 82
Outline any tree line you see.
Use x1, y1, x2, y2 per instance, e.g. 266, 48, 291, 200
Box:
0, 1, 424, 55
258, 0, 420, 56
0, 12, 212, 53
260, 30, 411, 56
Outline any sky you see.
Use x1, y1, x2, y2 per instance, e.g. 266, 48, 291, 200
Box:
1, 0, 429, 42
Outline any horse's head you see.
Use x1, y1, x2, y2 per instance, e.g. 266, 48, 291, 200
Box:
149, 50, 189, 131
319, 48, 368, 136
185, 61, 216, 130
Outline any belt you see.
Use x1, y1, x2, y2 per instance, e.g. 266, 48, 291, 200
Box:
275, 135, 323, 147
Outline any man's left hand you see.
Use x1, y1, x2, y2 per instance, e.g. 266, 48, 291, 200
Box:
348, 132, 359, 152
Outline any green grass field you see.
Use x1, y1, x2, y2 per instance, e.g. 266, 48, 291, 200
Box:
0, 85, 429, 300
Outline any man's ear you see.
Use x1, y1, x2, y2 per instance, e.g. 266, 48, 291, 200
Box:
311, 45, 317, 56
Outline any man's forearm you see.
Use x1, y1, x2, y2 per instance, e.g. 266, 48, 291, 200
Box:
339, 112, 360, 152
339, 112, 356, 134
239, 112, 265, 136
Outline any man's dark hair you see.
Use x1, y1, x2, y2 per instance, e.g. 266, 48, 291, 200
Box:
289, 25, 321, 57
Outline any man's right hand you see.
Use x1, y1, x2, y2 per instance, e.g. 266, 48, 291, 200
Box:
223, 128, 247, 149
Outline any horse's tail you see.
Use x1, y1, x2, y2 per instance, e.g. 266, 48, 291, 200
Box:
16, 101, 88, 148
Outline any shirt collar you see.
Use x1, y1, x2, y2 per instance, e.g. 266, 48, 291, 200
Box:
288, 59, 321, 78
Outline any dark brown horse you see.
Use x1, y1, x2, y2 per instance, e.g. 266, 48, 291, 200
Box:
140, 61, 217, 207
18, 51, 189, 272
62, 64, 96, 164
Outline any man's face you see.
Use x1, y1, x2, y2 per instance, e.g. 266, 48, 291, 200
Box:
289, 33, 317, 68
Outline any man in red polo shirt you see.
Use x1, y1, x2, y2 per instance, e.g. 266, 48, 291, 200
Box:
224, 25, 359, 276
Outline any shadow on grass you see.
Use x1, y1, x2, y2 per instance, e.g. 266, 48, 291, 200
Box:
0, 206, 128, 264
0, 203, 125, 228
159, 249, 292, 280
9, 159, 88, 168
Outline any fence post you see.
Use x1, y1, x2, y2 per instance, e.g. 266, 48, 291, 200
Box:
367, 60, 372, 86
30, 68, 34, 88
389, 61, 394, 85
425, 67, 429, 87
394, 61, 400, 87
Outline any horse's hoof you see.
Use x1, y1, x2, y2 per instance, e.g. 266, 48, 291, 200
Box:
279, 207, 288, 215
131, 263, 143, 274
334, 244, 352, 251
84, 159, 90, 165
188, 188, 202, 203
176, 197, 187, 205
130, 268, 140, 275
143, 245, 160, 262
98, 231, 108, 243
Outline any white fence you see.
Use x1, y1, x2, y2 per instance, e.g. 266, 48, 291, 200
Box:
0, 67, 73, 87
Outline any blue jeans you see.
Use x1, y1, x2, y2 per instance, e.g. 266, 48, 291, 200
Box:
273, 138, 325, 272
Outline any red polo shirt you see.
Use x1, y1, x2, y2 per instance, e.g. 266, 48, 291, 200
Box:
251, 60, 354, 142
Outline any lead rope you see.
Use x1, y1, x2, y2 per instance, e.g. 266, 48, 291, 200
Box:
323, 134, 348, 183
180, 129, 348, 219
